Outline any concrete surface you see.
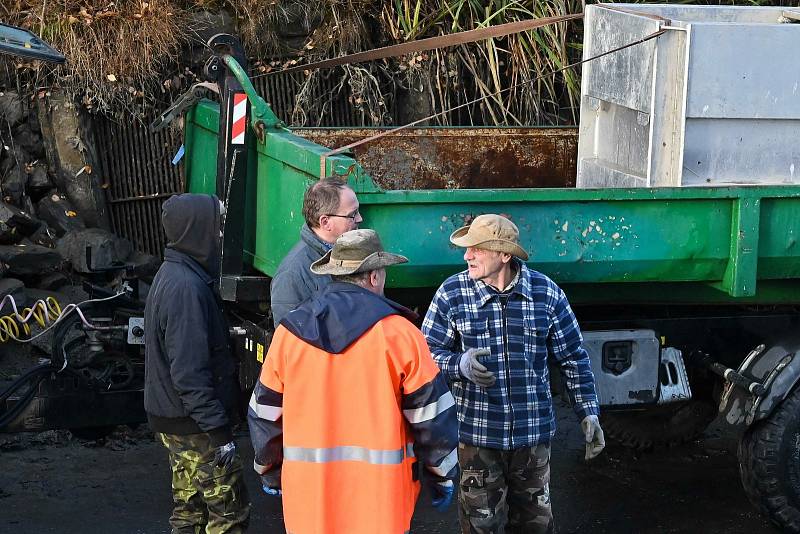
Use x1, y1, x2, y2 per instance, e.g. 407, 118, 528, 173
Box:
0, 400, 776, 533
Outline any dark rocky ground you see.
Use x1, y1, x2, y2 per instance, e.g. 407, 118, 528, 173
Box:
0, 400, 776, 534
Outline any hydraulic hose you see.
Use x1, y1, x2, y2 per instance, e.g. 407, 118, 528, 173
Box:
0, 290, 130, 429
0, 364, 54, 429
0, 296, 62, 343
0, 291, 126, 346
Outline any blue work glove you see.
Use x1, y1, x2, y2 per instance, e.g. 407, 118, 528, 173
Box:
261, 476, 282, 497
428, 478, 455, 511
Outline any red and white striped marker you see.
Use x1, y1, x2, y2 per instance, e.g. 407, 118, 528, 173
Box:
231, 93, 247, 145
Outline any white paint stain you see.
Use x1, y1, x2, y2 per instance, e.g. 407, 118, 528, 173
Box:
590, 221, 596, 227
612, 232, 620, 239
596, 225, 603, 234
562, 222, 569, 232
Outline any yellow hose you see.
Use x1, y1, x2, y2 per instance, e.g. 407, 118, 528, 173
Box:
0, 297, 62, 343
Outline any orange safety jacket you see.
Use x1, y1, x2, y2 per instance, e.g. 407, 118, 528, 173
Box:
248, 282, 458, 534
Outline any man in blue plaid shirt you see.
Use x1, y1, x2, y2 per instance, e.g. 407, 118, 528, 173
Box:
422, 214, 605, 534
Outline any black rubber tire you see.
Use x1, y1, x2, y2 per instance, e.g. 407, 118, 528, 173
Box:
739, 387, 800, 533
601, 400, 718, 451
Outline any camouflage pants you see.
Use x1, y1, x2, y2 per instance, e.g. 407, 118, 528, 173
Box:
457, 442, 553, 534
157, 432, 251, 534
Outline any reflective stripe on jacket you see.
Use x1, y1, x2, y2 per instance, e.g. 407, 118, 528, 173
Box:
249, 308, 458, 534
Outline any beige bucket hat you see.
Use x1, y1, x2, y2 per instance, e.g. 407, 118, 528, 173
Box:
310, 229, 408, 276
450, 213, 529, 261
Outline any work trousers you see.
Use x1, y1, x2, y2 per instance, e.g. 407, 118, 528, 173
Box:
158, 432, 251, 534
457, 442, 553, 534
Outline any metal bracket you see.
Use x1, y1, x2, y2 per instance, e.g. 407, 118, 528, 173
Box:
657, 348, 692, 404
150, 81, 220, 132
221, 54, 284, 132
714, 340, 800, 427
699, 346, 768, 398
219, 275, 270, 303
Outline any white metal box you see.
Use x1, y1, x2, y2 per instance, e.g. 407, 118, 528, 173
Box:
577, 4, 800, 187
583, 329, 660, 406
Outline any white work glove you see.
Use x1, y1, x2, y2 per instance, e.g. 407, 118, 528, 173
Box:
459, 348, 495, 387
581, 415, 605, 460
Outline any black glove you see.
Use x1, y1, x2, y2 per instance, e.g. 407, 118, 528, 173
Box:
213, 441, 237, 469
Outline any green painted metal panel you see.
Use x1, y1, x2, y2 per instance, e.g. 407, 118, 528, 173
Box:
758, 197, 800, 280
184, 104, 218, 195
183, 99, 800, 305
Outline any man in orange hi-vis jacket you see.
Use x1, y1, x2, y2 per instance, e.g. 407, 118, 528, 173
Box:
248, 229, 460, 534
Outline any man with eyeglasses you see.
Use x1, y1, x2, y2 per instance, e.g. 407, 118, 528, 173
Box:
270, 176, 363, 327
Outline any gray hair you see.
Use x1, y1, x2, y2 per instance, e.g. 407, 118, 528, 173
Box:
331, 271, 371, 286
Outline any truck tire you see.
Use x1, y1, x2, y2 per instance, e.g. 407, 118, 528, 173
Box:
601, 400, 717, 450
739, 387, 800, 533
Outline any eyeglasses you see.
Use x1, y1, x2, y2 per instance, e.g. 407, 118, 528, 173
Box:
325, 209, 360, 220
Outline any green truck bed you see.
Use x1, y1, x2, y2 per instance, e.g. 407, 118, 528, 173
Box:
184, 100, 800, 306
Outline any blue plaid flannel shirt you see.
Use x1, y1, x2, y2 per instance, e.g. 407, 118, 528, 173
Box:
422, 261, 599, 450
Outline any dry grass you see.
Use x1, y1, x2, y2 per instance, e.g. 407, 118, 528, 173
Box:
280, 1, 391, 126
3, 0, 193, 117
2, 0, 796, 124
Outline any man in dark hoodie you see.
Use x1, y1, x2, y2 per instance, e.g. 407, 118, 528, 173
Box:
248, 229, 459, 534
145, 193, 250, 534
269, 176, 362, 327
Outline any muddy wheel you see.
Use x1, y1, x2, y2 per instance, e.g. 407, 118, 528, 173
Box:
739, 387, 800, 533
601, 400, 718, 450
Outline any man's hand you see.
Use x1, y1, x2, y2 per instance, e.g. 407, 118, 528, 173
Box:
427, 478, 455, 511
581, 415, 605, 460
459, 348, 495, 387
260, 473, 282, 496
212, 441, 237, 469
261, 477, 282, 497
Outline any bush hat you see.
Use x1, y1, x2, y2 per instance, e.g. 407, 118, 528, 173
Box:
449, 213, 529, 261
310, 229, 408, 275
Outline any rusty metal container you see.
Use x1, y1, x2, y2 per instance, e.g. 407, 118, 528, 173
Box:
298, 128, 578, 190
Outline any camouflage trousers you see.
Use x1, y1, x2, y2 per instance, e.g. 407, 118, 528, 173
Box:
157, 432, 251, 534
457, 442, 553, 534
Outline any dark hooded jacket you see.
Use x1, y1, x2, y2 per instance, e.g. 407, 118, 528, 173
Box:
269, 224, 332, 328
144, 193, 239, 447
